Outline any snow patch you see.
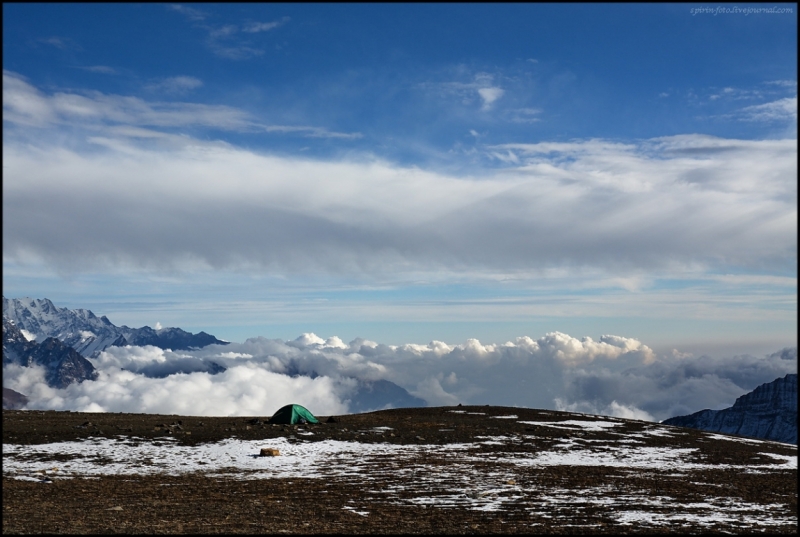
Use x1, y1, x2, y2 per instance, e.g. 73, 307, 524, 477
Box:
20, 329, 37, 342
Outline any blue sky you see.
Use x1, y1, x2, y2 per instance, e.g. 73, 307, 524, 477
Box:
3, 3, 797, 358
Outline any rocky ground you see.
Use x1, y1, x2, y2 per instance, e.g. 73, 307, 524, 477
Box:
3, 406, 797, 534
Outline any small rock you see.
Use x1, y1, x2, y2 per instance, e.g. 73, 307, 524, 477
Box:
106, 506, 123, 511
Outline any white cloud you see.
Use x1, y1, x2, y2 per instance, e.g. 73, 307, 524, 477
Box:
145, 76, 204, 94
508, 107, 541, 123
2, 71, 57, 126
765, 80, 798, 89
3, 331, 794, 420
554, 398, 655, 421
243, 17, 290, 33
38, 36, 81, 50
208, 43, 264, 60
168, 4, 208, 21
411, 377, 461, 406
2, 70, 359, 138
209, 24, 237, 39
3, 85, 795, 281
737, 97, 797, 122
478, 87, 504, 110
422, 73, 508, 112
169, 4, 274, 60
80, 66, 118, 75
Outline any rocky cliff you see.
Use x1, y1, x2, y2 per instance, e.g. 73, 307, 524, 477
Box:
662, 373, 797, 444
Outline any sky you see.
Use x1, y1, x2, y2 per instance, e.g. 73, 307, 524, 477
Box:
3, 3, 797, 366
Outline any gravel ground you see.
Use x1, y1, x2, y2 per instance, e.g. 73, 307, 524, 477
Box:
3, 406, 797, 534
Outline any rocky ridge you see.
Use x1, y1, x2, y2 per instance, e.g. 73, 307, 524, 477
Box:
2, 297, 228, 357
663, 373, 797, 444
2, 318, 98, 389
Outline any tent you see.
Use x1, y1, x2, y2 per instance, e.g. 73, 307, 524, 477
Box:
268, 404, 320, 425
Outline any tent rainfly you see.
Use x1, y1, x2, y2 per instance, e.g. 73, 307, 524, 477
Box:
268, 404, 320, 425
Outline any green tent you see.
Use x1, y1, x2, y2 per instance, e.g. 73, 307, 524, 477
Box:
268, 404, 320, 425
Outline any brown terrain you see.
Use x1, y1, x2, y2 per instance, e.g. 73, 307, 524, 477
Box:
2, 406, 797, 534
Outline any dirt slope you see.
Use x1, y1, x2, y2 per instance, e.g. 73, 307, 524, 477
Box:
3, 406, 797, 534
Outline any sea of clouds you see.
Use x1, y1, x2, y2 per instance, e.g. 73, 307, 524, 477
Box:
3, 332, 795, 421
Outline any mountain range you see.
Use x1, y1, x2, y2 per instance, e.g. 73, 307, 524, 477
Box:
662, 373, 797, 444
2, 298, 796, 439
2, 297, 428, 412
3, 317, 98, 389
3, 297, 227, 357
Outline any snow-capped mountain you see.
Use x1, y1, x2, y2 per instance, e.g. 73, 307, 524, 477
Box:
663, 373, 798, 444
2, 298, 428, 413
2, 297, 227, 357
3, 317, 98, 389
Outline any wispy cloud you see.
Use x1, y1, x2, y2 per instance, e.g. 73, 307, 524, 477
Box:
79, 65, 118, 75
701, 80, 796, 119
168, 5, 288, 60
38, 36, 81, 51
2, 70, 359, 139
145, 76, 204, 95
764, 80, 797, 89
737, 97, 797, 123
243, 17, 290, 33
422, 72, 507, 112
507, 107, 541, 123
210, 44, 265, 60
168, 4, 208, 21
4, 71, 795, 282
262, 125, 362, 139
208, 24, 238, 39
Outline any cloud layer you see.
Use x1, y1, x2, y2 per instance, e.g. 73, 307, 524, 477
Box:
2, 70, 359, 138
4, 70, 796, 281
3, 331, 796, 420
